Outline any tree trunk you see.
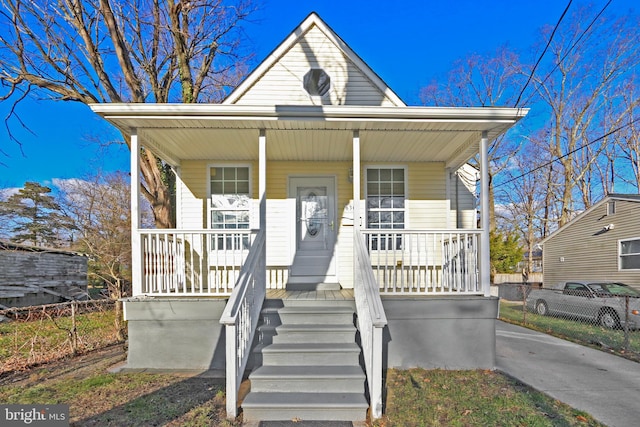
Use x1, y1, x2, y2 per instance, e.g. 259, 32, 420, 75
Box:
124, 136, 174, 229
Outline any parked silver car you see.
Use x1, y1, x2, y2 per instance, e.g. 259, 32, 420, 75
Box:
525, 281, 640, 329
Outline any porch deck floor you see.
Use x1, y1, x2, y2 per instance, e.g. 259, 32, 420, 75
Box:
266, 289, 354, 300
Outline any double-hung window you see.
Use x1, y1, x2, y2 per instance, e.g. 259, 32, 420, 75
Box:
209, 166, 251, 250
366, 167, 406, 250
620, 238, 640, 270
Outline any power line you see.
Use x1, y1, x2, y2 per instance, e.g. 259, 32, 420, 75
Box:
518, 0, 613, 108
513, 0, 573, 107
496, 115, 640, 188
501, 0, 621, 188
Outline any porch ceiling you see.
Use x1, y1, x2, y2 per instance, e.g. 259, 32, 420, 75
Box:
91, 104, 528, 169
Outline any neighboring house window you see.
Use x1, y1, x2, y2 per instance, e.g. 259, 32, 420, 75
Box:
366, 167, 406, 249
607, 201, 616, 215
620, 238, 640, 270
209, 166, 251, 250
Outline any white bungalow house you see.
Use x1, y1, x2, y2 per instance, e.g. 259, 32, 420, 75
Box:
91, 13, 527, 423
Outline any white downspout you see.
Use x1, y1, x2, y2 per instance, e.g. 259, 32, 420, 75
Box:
479, 131, 491, 296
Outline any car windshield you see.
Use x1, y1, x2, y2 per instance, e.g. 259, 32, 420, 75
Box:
588, 283, 640, 296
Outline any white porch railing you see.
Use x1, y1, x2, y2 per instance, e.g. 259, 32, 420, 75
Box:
219, 230, 266, 419
354, 229, 387, 420
362, 229, 481, 295
139, 230, 256, 296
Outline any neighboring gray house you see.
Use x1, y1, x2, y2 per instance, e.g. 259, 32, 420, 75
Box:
91, 13, 527, 423
542, 194, 640, 289
0, 241, 88, 308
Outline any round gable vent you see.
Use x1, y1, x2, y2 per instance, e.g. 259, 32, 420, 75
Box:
303, 68, 330, 97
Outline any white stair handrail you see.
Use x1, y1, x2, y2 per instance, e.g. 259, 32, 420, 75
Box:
354, 229, 387, 419
220, 229, 266, 419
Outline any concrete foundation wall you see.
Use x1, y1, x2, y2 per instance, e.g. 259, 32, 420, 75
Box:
123, 296, 497, 373
382, 296, 498, 370
124, 298, 228, 371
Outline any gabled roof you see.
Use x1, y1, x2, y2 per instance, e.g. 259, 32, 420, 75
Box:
223, 12, 405, 107
90, 12, 528, 169
540, 194, 640, 244
606, 193, 640, 202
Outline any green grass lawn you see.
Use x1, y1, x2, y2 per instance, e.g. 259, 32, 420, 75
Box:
0, 305, 611, 426
0, 345, 605, 426
500, 301, 640, 361
376, 368, 602, 427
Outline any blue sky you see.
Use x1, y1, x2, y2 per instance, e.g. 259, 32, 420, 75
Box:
0, 0, 632, 190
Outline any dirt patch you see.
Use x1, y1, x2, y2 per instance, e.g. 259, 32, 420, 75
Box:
0, 344, 126, 387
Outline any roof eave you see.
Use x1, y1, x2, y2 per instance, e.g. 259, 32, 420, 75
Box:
90, 103, 528, 124
540, 195, 640, 245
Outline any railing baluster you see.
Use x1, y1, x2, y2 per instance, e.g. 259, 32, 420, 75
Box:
362, 229, 482, 296
136, 229, 481, 298
134, 230, 256, 297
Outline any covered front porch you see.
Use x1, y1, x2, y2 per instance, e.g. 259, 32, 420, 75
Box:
93, 103, 525, 420
94, 104, 516, 299
137, 228, 483, 296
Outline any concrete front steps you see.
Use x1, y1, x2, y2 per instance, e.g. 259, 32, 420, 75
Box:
242, 296, 368, 423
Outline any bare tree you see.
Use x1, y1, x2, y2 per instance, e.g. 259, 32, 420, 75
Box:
530, 7, 640, 225
615, 81, 640, 192
420, 46, 529, 230
0, 0, 256, 227
497, 138, 556, 271
59, 172, 132, 340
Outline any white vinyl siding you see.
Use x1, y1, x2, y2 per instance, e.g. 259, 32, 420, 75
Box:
405, 163, 449, 229
450, 164, 478, 229
177, 160, 208, 229
233, 26, 397, 107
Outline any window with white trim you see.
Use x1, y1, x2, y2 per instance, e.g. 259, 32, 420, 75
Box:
209, 166, 251, 249
620, 238, 640, 270
366, 167, 406, 249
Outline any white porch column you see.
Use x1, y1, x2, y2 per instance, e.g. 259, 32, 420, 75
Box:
259, 129, 267, 291
130, 132, 142, 296
259, 129, 267, 229
479, 131, 491, 296
352, 130, 361, 231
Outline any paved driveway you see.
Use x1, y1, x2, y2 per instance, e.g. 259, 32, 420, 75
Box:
496, 320, 640, 427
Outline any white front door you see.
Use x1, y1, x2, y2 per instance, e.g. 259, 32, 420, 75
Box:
289, 176, 337, 280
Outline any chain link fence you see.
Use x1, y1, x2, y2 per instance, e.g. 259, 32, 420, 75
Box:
0, 299, 124, 374
498, 283, 640, 361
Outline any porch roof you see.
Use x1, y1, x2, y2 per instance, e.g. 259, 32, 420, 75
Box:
91, 103, 528, 169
